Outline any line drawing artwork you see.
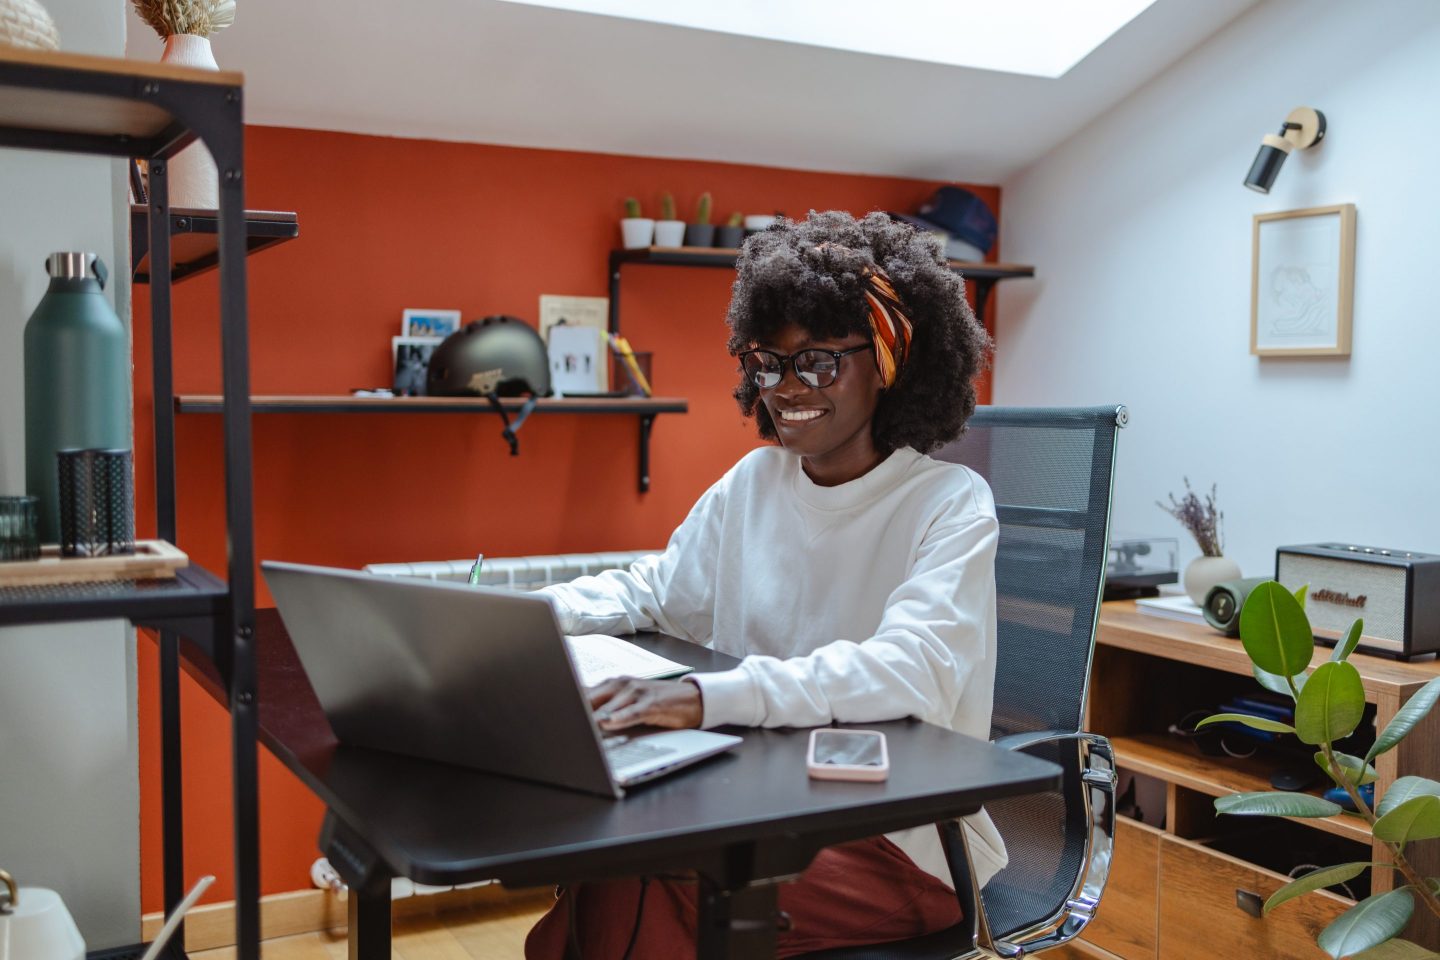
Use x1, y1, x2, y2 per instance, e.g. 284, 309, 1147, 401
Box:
1256, 214, 1339, 349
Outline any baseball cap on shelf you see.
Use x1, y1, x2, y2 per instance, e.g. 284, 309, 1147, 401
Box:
891, 186, 997, 262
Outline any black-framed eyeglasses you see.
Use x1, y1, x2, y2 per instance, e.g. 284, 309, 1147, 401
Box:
738, 345, 871, 389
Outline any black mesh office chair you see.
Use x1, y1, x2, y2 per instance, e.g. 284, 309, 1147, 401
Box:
802, 405, 1126, 960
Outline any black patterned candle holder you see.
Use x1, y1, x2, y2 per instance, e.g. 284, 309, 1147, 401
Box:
57, 447, 135, 557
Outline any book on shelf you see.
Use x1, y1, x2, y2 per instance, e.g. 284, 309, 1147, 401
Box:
1134, 594, 1206, 624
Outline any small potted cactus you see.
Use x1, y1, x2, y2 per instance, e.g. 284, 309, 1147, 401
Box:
684, 192, 717, 247
620, 196, 654, 249
715, 211, 745, 249
654, 192, 686, 247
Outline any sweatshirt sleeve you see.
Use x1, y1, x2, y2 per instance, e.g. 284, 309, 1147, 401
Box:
538, 474, 728, 644
689, 502, 998, 729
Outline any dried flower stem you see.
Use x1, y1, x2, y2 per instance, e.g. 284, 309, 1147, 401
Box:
131, 0, 235, 39
1157, 478, 1224, 557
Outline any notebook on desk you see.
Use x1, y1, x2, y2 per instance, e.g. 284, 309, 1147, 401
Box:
261, 561, 740, 797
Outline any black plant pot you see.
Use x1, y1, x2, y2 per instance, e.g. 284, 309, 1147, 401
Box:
714, 225, 745, 249
684, 223, 716, 247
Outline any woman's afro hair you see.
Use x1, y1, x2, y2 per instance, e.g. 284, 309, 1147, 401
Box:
725, 210, 993, 455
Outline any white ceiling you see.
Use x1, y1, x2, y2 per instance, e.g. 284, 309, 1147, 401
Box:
124, 0, 1262, 183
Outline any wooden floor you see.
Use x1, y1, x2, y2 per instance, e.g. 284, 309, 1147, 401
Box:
192, 887, 555, 960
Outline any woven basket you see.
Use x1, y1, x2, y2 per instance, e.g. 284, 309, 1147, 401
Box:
0, 0, 60, 51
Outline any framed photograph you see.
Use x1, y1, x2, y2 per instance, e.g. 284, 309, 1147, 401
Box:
547, 323, 609, 395
401, 308, 461, 339
1251, 203, 1356, 357
392, 336, 441, 396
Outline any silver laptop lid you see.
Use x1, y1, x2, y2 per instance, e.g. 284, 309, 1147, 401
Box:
261, 561, 619, 798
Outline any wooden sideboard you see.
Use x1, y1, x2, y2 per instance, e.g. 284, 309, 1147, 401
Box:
1073, 602, 1440, 959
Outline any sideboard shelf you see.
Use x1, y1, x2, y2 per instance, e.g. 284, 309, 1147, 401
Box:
175, 394, 689, 492
606, 245, 1035, 333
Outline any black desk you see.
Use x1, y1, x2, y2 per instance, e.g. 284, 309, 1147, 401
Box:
217, 610, 1059, 960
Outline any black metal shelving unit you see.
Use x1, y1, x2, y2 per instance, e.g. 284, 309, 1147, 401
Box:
0, 47, 270, 960
606, 245, 1036, 332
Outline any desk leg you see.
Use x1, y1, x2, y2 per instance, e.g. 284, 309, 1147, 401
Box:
695, 876, 778, 960
320, 813, 393, 960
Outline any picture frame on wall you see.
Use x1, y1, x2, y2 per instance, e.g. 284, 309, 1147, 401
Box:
1251, 203, 1356, 357
401, 308, 461, 339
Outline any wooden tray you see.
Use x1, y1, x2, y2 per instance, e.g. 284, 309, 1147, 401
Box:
0, 539, 189, 586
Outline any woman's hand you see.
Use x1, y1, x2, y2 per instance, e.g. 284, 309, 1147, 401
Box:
588, 677, 703, 731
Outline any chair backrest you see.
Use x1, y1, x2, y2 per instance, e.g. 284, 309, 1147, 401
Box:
934, 405, 1123, 739
933, 405, 1123, 943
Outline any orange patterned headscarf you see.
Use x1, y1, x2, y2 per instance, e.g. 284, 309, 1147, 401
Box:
860, 264, 913, 388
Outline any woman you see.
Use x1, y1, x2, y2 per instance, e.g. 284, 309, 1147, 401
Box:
527, 210, 1001, 958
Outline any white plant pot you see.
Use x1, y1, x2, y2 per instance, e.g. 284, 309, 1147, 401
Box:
620, 217, 655, 249
653, 220, 686, 247
1184, 555, 1242, 605
159, 34, 220, 209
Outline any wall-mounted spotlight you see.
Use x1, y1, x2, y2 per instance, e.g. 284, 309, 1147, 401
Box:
1244, 106, 1326, 193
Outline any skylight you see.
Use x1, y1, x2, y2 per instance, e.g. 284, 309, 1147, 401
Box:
493, 0, 1160, 78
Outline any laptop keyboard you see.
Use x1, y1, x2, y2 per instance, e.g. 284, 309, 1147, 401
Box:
604, 736, 677, 769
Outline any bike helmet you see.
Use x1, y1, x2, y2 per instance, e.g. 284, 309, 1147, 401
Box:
426, 315, 552, 398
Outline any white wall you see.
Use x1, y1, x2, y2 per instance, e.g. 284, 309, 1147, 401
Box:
0, 0, 138, 948
997, 0, 1440, 578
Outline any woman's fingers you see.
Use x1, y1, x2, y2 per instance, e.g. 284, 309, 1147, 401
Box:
592, 679, 703, 731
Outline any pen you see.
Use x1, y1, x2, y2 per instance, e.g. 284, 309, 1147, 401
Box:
468, 552, 485, 585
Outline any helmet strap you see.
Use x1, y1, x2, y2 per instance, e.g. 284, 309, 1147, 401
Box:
486, 393, 541, 456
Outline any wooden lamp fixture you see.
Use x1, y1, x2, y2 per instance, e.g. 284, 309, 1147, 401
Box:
1244, 106, 1326, 194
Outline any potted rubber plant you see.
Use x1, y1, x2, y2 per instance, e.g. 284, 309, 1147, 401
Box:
654, 192, 685, 247
620, 197, 654, 249
715, 211, 745, 249
684, 192, 716, 247
1201, 581, 1440, 959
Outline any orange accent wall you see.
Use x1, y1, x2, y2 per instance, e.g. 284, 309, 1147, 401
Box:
131, 125, 1001, 911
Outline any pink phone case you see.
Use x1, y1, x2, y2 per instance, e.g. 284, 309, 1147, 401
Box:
806, 729, 890, 782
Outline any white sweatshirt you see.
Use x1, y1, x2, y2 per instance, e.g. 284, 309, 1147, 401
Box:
541, 444, 1007, 889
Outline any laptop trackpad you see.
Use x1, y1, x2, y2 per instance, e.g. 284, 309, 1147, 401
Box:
604, 729, 742, 786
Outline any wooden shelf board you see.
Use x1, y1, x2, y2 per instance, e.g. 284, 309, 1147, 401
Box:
1099, 601, 1440, 700
1111, 733, 1371, 844
613, 246, 1035, 280
175, 395, 689, 415
0, 48, 241, 142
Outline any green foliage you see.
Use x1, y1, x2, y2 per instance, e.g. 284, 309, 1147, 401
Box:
1215, 791, 1343, 818
624, 196, 642, 219
1239, 581, 1314, 679
1266, 862, 1376, 915
1319, 889, 1415, 960
1378, 777, 1440, 818
726, 210, 744, 227
1373, 797, 1440, 845
1368, 676, 1440, 763
695, 192, 712, 224
660, 192, 677, 221
1196, 713, 1294, 734
1206, 580, 1440, 956
1320, 751, 1378, 787
1295, 661, 1366, 745
1332, 618, 1364, 662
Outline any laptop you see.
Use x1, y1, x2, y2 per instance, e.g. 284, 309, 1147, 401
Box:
261, 561, 742, 797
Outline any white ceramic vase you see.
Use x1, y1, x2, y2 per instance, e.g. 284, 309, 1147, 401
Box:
620, 217, 655, 249
653, 219, 686, 247
159, 34, 220, 209
1184, 555, 1242, 605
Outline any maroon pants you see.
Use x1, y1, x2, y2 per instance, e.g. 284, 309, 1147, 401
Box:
524, 836, 962, 959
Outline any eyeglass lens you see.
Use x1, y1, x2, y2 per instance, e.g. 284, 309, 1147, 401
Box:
743, 350, 844, 388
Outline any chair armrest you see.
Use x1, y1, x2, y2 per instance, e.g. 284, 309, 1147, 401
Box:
943, 731, 1117, 958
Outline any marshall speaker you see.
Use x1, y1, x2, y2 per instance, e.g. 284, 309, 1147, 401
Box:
1276, 544, 1440, 660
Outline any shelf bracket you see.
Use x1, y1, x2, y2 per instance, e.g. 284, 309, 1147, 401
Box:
638, 414, 656, 493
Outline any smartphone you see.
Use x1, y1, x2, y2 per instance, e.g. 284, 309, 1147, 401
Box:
806, 729, 889, 782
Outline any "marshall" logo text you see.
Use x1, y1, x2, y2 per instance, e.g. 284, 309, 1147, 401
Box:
1313, 588, 1367, 608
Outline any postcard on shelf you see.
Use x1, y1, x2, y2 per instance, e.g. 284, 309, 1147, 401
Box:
1135, 593, 1206, 624
401, 308, 461, 339
539, 294, 609, 343
547, 324, 609, 395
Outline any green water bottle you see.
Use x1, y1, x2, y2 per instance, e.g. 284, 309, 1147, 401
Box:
24, 252, 131, 544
